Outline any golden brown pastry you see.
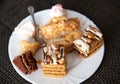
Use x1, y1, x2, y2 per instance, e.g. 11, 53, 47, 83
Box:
20, 40, 40, 55
40, 16, 82, 53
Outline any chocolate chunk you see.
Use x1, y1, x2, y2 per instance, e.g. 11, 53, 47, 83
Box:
13, 51, 38, 74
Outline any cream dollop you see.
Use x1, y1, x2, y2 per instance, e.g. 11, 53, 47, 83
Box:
50, 4, 67, 17
16, 21, 35, 41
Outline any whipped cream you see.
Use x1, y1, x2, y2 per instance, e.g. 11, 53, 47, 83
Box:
51, 52, 58, 64
16, 21, 35, 41
50, 4, 67, 17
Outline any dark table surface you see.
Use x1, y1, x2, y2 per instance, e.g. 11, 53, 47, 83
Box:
0, 0, 120, 84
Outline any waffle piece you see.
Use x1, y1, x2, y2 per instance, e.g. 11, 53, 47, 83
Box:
13, 51, 38, 74
42, 44, 67, 77
42, 64, 67, 77
20, 40, 40, 55
73, 26, 104, 58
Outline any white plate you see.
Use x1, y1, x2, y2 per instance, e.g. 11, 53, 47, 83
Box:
8, 9, 104, 84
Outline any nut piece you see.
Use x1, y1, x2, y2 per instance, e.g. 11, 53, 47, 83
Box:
86, 38, 92, 44
58, 58, 64, 64
84, 31, 95, 39
56, 52, 61, 58
88, 34, 95, 39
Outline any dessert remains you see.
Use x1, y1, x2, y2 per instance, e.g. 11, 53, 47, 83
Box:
73, 26, 103, 58
13, 17, 40, 74
12, 4, 103, 77
42, 44, 67, 77
40, 4, 82, 53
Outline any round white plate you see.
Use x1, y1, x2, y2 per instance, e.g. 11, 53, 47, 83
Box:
8, 9, 104, 84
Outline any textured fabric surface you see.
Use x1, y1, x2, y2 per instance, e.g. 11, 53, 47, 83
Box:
0, 0, 120, 84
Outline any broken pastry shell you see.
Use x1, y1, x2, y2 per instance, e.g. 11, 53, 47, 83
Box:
20, 40, 40, 56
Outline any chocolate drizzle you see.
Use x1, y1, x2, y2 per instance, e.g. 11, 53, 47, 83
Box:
43, 49, 47, 64
60, 47, 65, 58
43, 44, 65, 65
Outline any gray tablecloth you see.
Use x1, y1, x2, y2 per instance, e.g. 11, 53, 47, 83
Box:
0, 0, 120, 84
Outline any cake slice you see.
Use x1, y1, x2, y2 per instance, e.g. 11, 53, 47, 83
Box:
73, 26, 104, 58
20, 40, 40, 55
13, 51, 38, 74
42, 44, 67, 77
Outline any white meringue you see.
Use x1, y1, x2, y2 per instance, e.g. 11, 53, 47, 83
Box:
50, 4, 67, 17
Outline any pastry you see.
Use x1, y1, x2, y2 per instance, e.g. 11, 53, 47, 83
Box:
13, 51, 38, 74
40, 4, 82, 53
41, 17, 81, 42
73, 26, 104, 58
42, 44, 67, 77
54, 30, 82, 53
20, 40, 40, 55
